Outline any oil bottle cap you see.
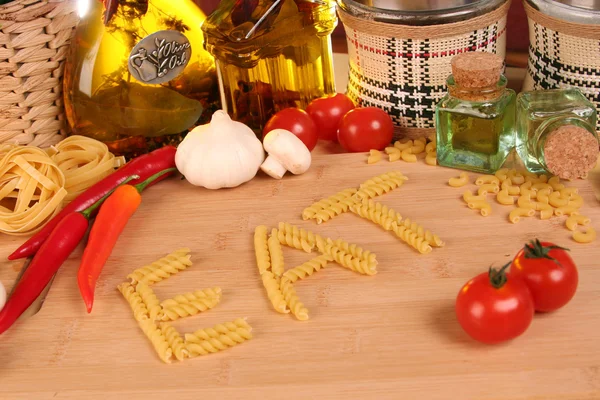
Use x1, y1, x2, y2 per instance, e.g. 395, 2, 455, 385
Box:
544, 125, 600, 180
451, 52, 504, 88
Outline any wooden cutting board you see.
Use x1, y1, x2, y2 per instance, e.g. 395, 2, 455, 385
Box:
1, 153, 599, 400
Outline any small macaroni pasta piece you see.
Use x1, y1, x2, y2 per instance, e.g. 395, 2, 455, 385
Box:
425, 142, 436, 154
519, 181, 533, 197
393, 140, 412, 151
532, 183, 553, 192
254, 225, 271, 274
385, 147, 402, 162
127, 248, 192, 285
185, 320, 253, 357
468, 200, 492, 216
565, 214, 591, 231
573, 227, 596, 244
283, 254, 331, 283
534, 201, 553, 211
559, 187, 578, 198
549, 191, 569, 207
280, 277, 309, 321
411, 139, 426, 154
522, 171, 538, 182
536, 188, 551, 204
390, 222, 433, 254
509, 207, 535, 223
160, 323, 188, 361
495, 168, 509, 181
321, 242, 377, 275
554, 205, 580, 217
425, 151, 437, 166
540, 209, 554, 220
367, 149, 382, 164
301, 188, 357, 221
138, 319, 172, 363
160, 289, 221, 321
548, 176, 565, 191
463, 190, 485, 203
517, 194, 536, 210
475, 175, 500, 186
507, 169, 525, 185
117, 282, 149, 321
501, 179, 520, 196
478, 183, 499, 196
267, 232, 285, 276
135, 282, 163, 321
401, 148, 417, 163
496, 189, 515, 205
260, 272, 289, 314
568, 195, 584, 208
448, 172, 469, 187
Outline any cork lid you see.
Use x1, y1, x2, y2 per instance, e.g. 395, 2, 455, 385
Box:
451, 52, 504, 88
544, 125, 600, 180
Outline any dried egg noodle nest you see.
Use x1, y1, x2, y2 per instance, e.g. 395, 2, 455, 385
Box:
47, 136, 125, 203
0, 145, 67, 236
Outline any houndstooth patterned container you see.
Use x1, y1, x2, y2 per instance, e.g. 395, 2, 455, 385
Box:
337, 0, 511, 141
523, 0, 600, 132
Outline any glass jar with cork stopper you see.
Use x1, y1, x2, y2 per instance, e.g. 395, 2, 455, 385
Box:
516, 89, 599, 180
435, 52, 516, 173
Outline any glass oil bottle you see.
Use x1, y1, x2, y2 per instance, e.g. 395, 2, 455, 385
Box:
435, 52, 516, 173
516, 89, 599, 180
202, 0, 337, 135
64, 0, 221, 158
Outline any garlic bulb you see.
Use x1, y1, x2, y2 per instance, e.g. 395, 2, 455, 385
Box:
175, 111, 265, 189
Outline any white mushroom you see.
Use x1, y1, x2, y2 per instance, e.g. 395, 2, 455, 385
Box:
260, 129, 312, 179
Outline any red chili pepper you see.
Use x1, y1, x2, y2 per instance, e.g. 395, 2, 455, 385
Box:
0, 176, 139, 335
8, 146, 177, 261
77, 168, 176, 313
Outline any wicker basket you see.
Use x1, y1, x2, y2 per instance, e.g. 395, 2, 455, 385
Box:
523, 1, 600, 132
0, 0, 77, 148
337, 0, 511, 141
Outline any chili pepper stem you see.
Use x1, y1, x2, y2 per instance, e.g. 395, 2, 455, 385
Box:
81, 175, 140, 219
133, 167, 177, 193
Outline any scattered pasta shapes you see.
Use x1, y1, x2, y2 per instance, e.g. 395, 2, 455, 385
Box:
366, 134, 437, 167
448, 168, 596, 244
118, 248, 251, 363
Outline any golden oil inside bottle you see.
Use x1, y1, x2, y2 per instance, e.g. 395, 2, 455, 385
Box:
450, 113, 502, 155
64, 0, 220, 158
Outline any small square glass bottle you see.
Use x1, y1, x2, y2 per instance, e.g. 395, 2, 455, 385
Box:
516, 89, 599, 180
435, 52, 516, 173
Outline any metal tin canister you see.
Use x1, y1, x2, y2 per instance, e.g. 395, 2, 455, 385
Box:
523, 0, 600, 131
336, 0, 511, 140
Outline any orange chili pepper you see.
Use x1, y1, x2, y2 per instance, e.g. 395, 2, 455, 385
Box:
77, 168, 176, 313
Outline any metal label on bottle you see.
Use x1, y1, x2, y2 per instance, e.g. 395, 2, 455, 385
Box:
128, 30, 192, 85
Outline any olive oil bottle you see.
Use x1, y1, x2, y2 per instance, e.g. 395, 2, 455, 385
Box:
64, 0, 221, 157
202, 0, 337, 134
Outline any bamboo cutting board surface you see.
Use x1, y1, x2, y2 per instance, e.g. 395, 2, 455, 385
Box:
0, 153, 599, 400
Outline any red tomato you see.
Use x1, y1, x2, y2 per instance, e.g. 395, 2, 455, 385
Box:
455, 264, 534, 344
337, 107, 394, 152
305, 93, 355, 142
510, 239, 578, 312
263, 108, 318, 151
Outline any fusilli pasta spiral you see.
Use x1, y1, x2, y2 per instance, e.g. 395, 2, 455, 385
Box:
349, 199, 401, 231
321, 242, 377, 276
282, 254, 331, 283
160, 322, 188, 361
358, 171, 406, 188
135, 282, 163, 321
313, 195, 360, 224
280, 277, 309, 320
391, 222, 432, 254
302, 188, 357, 220
268, 230, 285, 276
276, 222, 324, 253
330, 238, 378, 266
117, 282, 149, 321
160, 288, 222, 321
127, 248, 192, 285
261, 271, 289, 314
396, 218, 444, 247
138, 319, 172, 363
184, 319, 253, 357
185, 318, 252, 343
254, 225, 271, 274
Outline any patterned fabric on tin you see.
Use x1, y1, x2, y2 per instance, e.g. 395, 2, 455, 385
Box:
525, 22, 600, 131
344, 17, 507, 134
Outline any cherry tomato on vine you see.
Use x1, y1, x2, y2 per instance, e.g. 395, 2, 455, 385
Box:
263, 108, 318, 151
337, 107, 394, 152
455, 263, 534, 344
305, 93, 355, 142
510, 239, 578, 312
